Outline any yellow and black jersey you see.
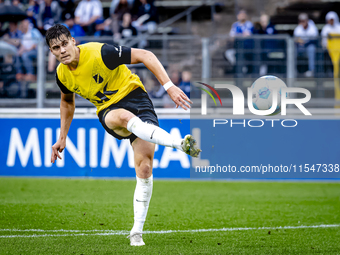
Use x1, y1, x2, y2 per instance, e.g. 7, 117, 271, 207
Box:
55, 42, 146, 115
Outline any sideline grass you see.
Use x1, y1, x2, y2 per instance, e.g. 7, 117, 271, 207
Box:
0, 178, 339, 254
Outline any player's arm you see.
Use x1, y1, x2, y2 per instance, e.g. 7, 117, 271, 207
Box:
51, 92, 75, 163
59, 92, 75, 142
51, 73, 75, 163
131, 48, 192, 110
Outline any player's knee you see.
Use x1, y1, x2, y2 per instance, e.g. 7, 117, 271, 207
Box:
137, 160, 152, 178
118, 111, 134, 128
105, 110, 134, 129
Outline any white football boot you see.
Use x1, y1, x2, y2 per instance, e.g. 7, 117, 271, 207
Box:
181, 135, 202, 158
127, 232, 145, 246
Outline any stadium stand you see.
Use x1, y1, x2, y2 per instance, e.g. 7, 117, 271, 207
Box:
0, 0, 340, 107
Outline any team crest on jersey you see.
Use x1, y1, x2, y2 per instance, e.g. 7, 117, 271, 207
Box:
93, 74, 104, 84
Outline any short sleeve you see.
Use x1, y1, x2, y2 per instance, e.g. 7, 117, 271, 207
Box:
101, 43, 131, 70
56, 73, 73, 94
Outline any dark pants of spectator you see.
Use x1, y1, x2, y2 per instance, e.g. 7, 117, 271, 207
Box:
82, 23, 97, 36
258, 38, 286, 75
0, 60, 20, 98
15, 49, 37, 74
296, 43, 316, 72
234, 38, 254, 78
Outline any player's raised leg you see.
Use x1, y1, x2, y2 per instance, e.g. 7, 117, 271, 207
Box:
104, 108, 202, 157
128, 138, 155, 246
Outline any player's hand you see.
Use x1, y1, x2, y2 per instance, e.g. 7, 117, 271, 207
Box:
167, 86, 193, 110
51, 138, 66, 164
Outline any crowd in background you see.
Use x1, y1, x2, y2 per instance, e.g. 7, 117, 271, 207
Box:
0, 0, 340, 103
0, 0, 159, 37
0, 0, 160, 98
226, 9, 340, 78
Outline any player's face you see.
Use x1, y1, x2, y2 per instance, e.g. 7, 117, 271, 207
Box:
49, 36, 77, 65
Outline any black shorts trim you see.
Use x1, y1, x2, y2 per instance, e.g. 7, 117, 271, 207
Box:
98, 88, 159, 144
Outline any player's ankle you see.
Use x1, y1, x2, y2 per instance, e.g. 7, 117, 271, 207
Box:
131, 222, 144, 234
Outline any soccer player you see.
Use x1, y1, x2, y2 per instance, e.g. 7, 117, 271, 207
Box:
47, 24, 201, 246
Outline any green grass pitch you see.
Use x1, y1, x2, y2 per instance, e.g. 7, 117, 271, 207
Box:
0, 178, 339, 254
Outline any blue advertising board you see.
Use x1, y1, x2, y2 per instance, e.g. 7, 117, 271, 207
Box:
0, 117, 339, 179
0, 118, 190, 178
190, 118, 340, 180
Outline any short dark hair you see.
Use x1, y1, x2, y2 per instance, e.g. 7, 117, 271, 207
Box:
45, 24, 72, 47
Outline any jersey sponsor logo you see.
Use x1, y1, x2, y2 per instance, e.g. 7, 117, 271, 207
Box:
74, 84, 80, 93
94, 82, 119, 104
93, 74, 104, 84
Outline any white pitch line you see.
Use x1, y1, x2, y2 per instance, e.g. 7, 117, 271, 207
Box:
0, 229, 122, 233
0, 232, 129, 238
0, 224, 339, 238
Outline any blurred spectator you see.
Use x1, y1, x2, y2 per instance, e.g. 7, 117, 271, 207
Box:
321, 11, 340, 48
112, 0, 130, 21
226, 10, 254, 77
37, 0, 62, 34
321, 11, 340, 77
169, 69, 180, 86
12, 0, 25, 11
178, 69, 191, 98
62, 12, 85, 38
110, 0, 134, 17
1, 20, 21, 98
15, 19, 42, 81
59, 0, 75, 14
294, 13, 318, 78
116, 13, 137, 42
0, 52, 20, 98
179, 68, 200, 99
132, 0, 158, 34
0, 22, 3, 37
0, 22, 21, 75
2, 21, 22, 48
225, 10, 253, 66
0, 21, 5, 38
253, 14, 278, 75
26, 0, 40, 28
229, 10, 253, 37
130, 0, 141, 18
95, 18, 113, 36
253, 14, 277, 35
75, 0, 103, 36
111, 0, 131, 36
120, 13, 137, 37
59, 0, 75, 29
